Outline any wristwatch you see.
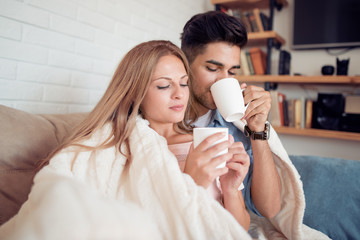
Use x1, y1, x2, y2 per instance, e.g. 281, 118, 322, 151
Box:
244, 121, 270, 140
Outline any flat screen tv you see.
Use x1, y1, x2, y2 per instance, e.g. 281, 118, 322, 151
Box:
292, 0, 360, 50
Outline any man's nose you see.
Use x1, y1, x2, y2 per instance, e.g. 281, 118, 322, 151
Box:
216, 70, 231, 81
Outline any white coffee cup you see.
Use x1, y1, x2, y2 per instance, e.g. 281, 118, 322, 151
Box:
210, 77, 249, 122
193, 127, 228, 168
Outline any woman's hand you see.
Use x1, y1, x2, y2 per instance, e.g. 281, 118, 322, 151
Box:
184, 132, 232, 188
219, 135, 250, 194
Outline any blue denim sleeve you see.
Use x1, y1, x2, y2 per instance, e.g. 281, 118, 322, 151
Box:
209, 110, 262, 216
231, 127, 262, 216
242, 152, 262, 217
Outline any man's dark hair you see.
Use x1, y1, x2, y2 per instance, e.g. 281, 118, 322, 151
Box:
180, 11, 248, 64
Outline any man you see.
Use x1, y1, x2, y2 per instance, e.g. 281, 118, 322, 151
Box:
181, 11, 281, 219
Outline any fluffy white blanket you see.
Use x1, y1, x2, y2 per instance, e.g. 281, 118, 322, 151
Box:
233, 120, 330, 240
0, 117, 329, 240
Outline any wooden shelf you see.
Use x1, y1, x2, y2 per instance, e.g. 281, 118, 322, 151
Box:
248, 31, 285, 46
235, 75, 360, 84
273, 126, 360, 141
237, 75, 360, 141
211, 0, 288, 10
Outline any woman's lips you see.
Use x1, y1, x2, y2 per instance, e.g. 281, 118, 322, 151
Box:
170, 105, 184, 111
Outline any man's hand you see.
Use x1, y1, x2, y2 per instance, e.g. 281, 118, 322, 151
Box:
241, 83, 271, 132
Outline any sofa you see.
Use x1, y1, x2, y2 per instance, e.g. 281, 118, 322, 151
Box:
1, 104, 359, 239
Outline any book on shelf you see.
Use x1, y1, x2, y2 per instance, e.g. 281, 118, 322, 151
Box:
283, 98, 289, 126
287, 99, 296, 127
245, 50, 255, 75
305, 99, 313, 128
284, 97, 315, 129
259, 12, 270, 31
278, 50, 291, 75
278, 92, 286, 126
294, 98, 302, 129
245, 11, 259, 32
237, 11, 252, 32
253, 8, 264, 32
269, 90, 281, 127
269, 90, 290, 127
249, 47, 267, 75
240, 50, 250, 76
220, 8, 270, 33
248, 9, 270, 32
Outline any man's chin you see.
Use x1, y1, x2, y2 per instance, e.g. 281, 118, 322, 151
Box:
202, 102, 216, 111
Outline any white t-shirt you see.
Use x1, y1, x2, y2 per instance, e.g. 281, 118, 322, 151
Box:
193, 110, 212, 127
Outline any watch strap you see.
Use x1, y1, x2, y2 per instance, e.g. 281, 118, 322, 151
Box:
244, 122, 270, 140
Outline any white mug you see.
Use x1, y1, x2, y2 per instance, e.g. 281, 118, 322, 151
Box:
193, 127, 228, 168
210, 78, 249, 122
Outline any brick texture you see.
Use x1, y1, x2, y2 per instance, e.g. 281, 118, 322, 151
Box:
0, 0, 212, 113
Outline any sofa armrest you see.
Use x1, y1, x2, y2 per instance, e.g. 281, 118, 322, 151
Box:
291, 155, 360, 240
0, 105, 86, 225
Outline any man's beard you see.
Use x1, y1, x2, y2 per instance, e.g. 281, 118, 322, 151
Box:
194, 87, 217, 111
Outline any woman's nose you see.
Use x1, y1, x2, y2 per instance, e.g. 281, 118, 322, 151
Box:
173, 85, 185, 99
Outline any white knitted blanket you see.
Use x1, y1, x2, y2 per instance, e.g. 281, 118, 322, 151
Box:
0, 117, 329, 240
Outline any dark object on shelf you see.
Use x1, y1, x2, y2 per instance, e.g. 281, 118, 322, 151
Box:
336, 58, 350, 75
321, 65, 334, 75
278, 50, 291, 75
340, 113, 360, 133
312, 93, 345, 130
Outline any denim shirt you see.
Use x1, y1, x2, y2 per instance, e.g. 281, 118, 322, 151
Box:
208, 110, 261, 216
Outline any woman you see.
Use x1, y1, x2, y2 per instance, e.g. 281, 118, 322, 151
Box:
41, 40, 249, 229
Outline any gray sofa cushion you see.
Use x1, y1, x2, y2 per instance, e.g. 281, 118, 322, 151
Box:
0, 105, 86, 225
291, 155, 360, 240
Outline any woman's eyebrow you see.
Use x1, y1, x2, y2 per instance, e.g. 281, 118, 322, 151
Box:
153, 75, 188, 81
153, 77, 171, 81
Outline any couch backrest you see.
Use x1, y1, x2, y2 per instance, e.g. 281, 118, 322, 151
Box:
0, 105, 87, 225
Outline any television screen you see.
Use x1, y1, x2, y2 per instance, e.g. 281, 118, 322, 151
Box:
292, 0, 360, 50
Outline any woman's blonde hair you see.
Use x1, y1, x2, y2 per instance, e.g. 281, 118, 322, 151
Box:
40, 40, 194, 168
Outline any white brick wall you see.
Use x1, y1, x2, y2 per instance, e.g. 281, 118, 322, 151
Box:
0, 0, 213, 114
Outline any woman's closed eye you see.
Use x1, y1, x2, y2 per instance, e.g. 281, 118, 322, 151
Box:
157, 85, 170, 90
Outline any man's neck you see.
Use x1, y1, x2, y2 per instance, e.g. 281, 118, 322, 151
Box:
198, 105, 211, 117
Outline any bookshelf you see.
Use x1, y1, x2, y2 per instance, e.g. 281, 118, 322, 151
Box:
212, 0, 288, 86
248, 31, 285, 46
235, 75, 360, 141
212, 1, 360, 141
211, 0, 288, 10
235, 75, 360, 84
273, 126, 360, 141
